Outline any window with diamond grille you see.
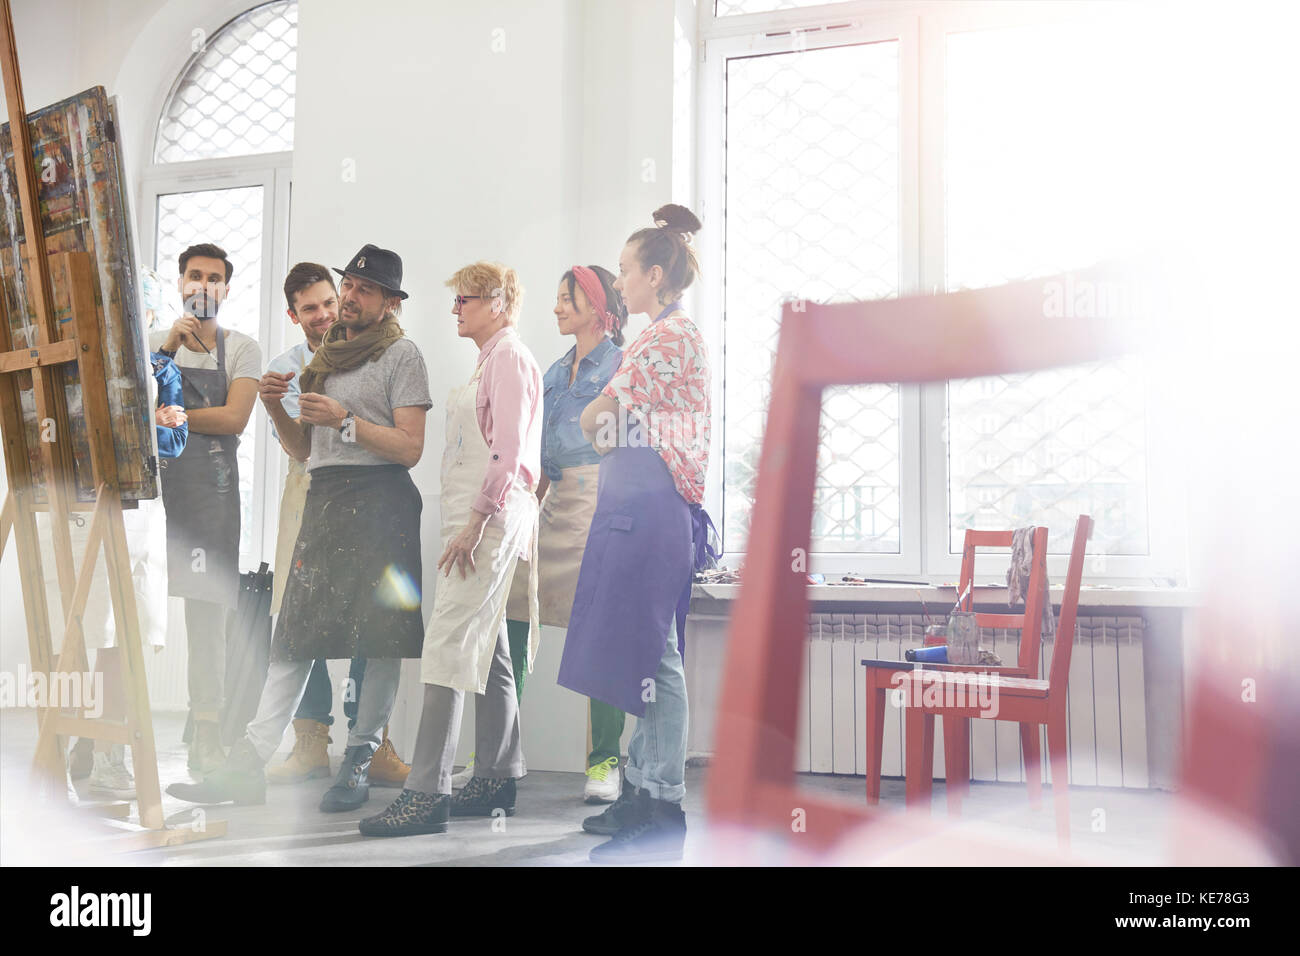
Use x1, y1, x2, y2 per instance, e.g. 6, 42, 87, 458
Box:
155, 187, 266, 558
944, 22, 1149, 558
154, 0, 296, 163
722, 40, 900, 554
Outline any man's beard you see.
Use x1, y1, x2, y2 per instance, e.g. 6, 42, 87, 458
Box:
340, 305, 383, 330
184, 292, 222, 320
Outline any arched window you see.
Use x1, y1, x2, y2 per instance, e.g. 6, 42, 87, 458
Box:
154, 0, 296, 163
144, 0, 297, 568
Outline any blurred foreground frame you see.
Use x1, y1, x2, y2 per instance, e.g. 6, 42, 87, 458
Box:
706, 261, 1298, 864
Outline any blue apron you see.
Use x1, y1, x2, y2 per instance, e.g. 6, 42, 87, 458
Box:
558, 445, 692, 718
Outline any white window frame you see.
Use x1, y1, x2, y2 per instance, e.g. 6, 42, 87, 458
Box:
699, 0, 1188, 585
140, 153, 293, 571
698, 6, 922, 576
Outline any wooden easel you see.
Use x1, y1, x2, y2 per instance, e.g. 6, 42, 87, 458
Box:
0, 0, 223, 850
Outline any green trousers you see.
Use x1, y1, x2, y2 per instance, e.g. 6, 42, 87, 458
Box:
506, 618, 625, 769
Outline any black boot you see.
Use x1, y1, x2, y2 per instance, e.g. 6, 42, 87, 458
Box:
359, 789, 450, 837
582, 776, 642, 835
589, 791, 686, 864
320, 744, 373, 813
165, 738, 266, 806
450, 776, 516, 817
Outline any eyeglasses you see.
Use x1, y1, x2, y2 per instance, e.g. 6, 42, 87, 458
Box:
453, 295, 483, 310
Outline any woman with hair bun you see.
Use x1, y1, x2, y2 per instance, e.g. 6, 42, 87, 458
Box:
360, 260, 544, 837
559, 204, 714, 863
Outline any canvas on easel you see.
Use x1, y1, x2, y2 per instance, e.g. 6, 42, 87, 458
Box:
0, 85, 156, 506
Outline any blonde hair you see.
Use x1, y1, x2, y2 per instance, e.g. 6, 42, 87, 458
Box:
445, 261, 523, 324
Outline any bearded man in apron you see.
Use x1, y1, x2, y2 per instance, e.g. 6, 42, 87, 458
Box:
168, 245, 432, 813
360, 261, 542, 838
150, 243, 262, 775
261, 263, 410, 787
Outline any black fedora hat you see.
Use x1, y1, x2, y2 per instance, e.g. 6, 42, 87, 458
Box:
333, 244, 409, 300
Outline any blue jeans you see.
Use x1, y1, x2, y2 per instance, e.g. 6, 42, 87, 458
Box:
624, 619, 688, 803
294, 657, 367, 729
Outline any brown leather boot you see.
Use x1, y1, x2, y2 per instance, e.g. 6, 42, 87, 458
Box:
368, 731, 410, 788
188, 720, 226, 775
267, 719, 332, 784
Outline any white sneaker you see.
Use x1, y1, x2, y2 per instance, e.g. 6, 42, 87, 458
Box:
583, 757, 621, 804
450, 752, 475, 790
88, 747, 135, 799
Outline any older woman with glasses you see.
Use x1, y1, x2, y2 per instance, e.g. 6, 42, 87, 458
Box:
360, 261, 543, 837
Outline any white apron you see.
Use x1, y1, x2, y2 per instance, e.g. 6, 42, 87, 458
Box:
270, 457, 311, 615
420, 346, 539, 693
505, 463, 600, 628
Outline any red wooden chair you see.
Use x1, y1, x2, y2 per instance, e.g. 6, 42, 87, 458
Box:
901, 514, 1093, 845
707, 267, 1129, 850
863, 525, 1050, 810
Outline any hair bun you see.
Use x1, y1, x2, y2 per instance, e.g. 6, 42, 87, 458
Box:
652, 203, 702, 239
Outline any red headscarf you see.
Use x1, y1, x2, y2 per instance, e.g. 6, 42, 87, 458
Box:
571, 265, 616, 335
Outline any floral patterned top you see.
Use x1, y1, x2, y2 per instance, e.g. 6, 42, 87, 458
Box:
601, 312, 711, 504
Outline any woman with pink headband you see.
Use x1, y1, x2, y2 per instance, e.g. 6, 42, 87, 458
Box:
446, 265, 629, 803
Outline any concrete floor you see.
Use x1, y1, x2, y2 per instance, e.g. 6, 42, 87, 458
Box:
2, 709, 1177, 866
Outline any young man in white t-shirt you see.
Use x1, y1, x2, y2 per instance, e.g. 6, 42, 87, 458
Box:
149, 243, 262, 774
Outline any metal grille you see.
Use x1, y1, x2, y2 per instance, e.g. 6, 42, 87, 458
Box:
723, 40, 900, 554
154, 0, 297, 163
948, 367, 1148, 555
715, 0, 843, 16
155, 186, 265, 558
944, 23, 1148, 557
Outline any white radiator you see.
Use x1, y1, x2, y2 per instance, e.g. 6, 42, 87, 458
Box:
687, 612, 1151, 788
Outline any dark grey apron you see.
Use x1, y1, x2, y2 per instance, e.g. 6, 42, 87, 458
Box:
159, 330, 241, 608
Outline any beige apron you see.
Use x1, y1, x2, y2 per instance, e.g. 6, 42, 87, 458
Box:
505, 463, 600, 628
420, 341, 539, 693
270, 457, 311, 615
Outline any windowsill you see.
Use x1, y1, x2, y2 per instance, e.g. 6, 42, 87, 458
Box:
691, 582, 1203, 609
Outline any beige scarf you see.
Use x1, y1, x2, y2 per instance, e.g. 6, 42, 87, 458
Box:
298, 314, 405, 430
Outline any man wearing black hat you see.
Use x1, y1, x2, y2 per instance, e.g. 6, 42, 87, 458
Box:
168, 245, 432, 813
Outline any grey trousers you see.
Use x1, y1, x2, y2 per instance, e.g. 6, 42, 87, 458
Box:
245, 657, 402, 764
185, 598, 227, 720
405, 620, 524, 795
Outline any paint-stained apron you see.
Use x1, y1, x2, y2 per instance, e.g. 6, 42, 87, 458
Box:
504, 463, 600, 629
159, 330, 241, 609
557, 445, 692, 718
420, 348, 539, 693
271, 463, 425, 661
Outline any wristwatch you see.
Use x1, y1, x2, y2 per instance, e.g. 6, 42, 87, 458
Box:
338, 410, 355, 434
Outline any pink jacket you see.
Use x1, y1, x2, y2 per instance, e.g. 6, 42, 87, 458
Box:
471, 327, 542, 515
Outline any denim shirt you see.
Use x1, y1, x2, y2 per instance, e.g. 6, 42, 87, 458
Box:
541, 338, 622, 480
151, 352, 188, 459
